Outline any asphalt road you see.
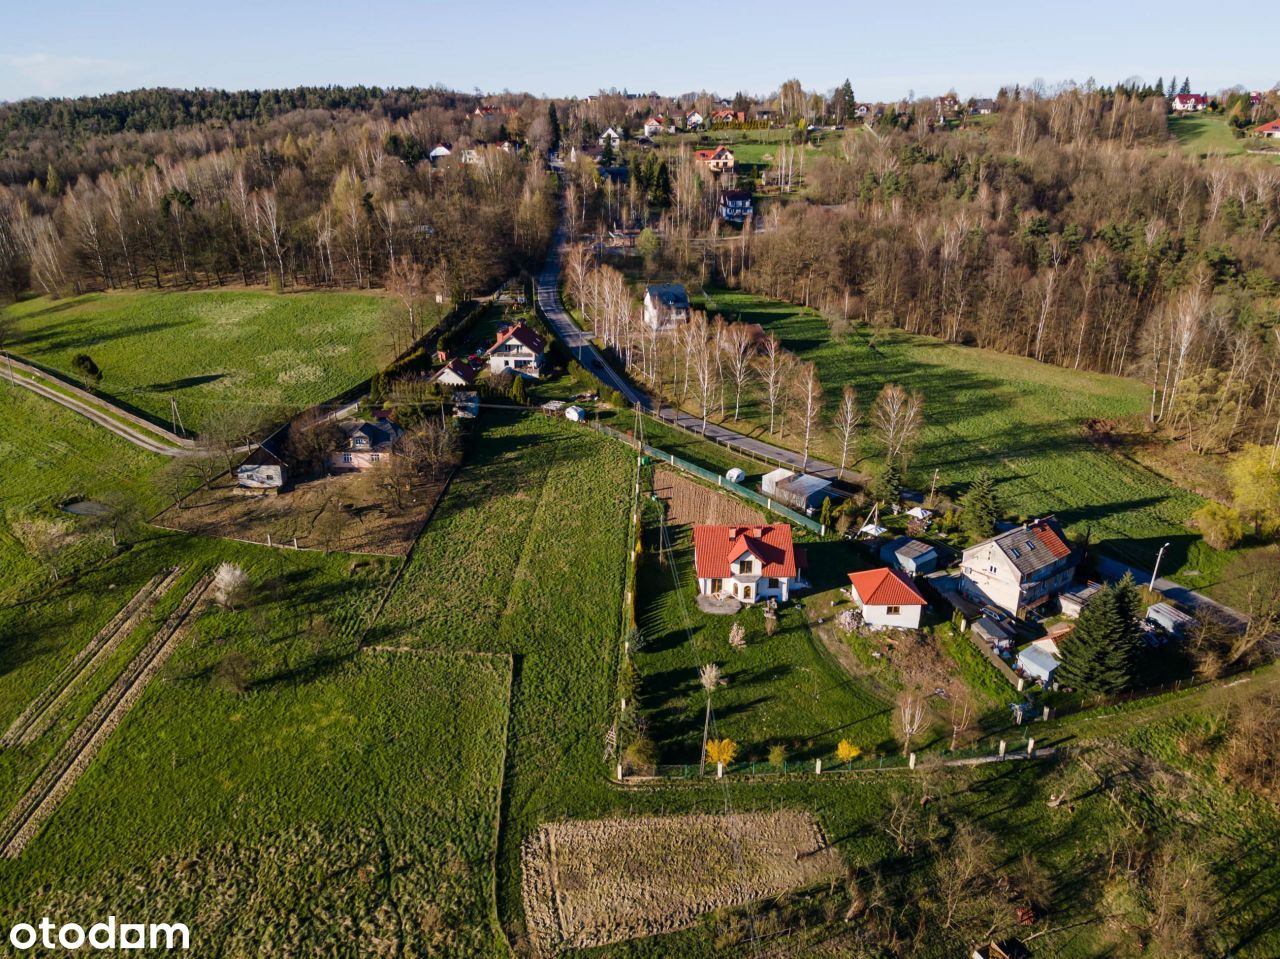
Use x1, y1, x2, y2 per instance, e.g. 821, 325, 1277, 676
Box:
534, 231, 845, 481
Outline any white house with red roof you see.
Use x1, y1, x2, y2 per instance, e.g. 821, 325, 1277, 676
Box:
1171, 93, 1208, 112
846, 568, 928, 629
486, 322, 546, 378
959, 516, 1077, 618
693, 145, 736, 173
1254, 118, 1280, 139
692, 523, 803, 604
431, 357, 479, 387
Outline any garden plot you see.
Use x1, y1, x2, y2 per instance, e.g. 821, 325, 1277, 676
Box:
520, 809, 842, 955
653, 468, 764, 527
154, 469, 449, 556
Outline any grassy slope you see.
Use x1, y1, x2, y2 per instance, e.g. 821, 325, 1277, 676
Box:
2, 289, 392, 434
702, 289, 1225, 585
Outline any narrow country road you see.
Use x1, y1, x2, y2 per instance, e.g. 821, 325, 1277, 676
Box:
535, 229, 845, 481
1, 357, 187, 456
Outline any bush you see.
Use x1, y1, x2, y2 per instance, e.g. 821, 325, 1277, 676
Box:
768, 744, 788, 767
1192, 501, 1245, 549
622, 737, 657, 776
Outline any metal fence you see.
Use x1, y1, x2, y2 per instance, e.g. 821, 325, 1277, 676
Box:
588, 421, 826, 535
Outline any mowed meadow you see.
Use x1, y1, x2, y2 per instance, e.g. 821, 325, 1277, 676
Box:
700, 289, 1218, 583
1, 289, 394, 434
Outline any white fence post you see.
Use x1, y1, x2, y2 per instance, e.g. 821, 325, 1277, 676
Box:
909, 752, 917, 769
266, 533, 272, 547
815, 758, 822, 775
716, 762, 725, 779
998, 739, 1007, 759
616, 763, 624, 781
1027, 738, 1036, 756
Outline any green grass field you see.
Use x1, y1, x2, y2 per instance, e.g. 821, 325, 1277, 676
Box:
1169, 113, 1280, 164
697, 289, 1225, 586
2, 289, 394, 434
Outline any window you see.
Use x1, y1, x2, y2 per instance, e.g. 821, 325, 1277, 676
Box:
739, 559, 754, 574
988, 565, 998, 574
886, 605, 901, 616
342, 453, 353, 464
742, 584, 753, 600
767, 577, 779, 588
1010, 547, 1021, 558
1025, 540, 1036, 551
370, 453, 380, 462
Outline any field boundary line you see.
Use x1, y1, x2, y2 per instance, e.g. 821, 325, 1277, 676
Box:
0, 573, 213, 858
6, 567, 184, 748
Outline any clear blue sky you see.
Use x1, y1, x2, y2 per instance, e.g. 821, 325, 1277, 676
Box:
1, 0, 1276, 104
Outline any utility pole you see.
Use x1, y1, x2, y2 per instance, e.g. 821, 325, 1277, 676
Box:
1149, 542, 1171, 591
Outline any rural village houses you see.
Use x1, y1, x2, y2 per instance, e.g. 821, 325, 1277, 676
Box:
693, 523, 803, 604
328, 420, 401, 472
1170, 92, 1208, 111
958, 516, 1078, 618
846, 568, 929, 629
486, 322, 546, 378
431, 357, 480, 387
643, 284, 691, 331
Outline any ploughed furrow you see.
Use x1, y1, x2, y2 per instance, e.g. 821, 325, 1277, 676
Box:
1, 568, 182, 749
0, 573, 213, 859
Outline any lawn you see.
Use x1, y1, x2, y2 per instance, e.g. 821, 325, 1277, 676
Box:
634, 514, 895, 765
1169, 113, 1280, 165
0, 385, 170, 601
697, 289, 1227, 586
2, 289, 394, 434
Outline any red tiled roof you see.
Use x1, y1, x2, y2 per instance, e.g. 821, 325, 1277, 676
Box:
1029, 518, 1071, 559
434, 357, 478, 384
847, 568, 927, 607
693, 524, 797, 579
1255, 119, 1280, 133
694, 145, 733, 162
488, 322, 546, 355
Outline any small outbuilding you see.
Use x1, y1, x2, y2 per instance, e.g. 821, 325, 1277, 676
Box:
564, 405, 588, 423
846, 568, 928, 629
1016, 643, 1061, 685
972, 615, 1014, 650
1059, 581, 1101, 618
761, 468, 833, 511
879, 536, 939, 575
1146, 601, 1194, 638
725, 467, 747, 484
236, 446, 288, 490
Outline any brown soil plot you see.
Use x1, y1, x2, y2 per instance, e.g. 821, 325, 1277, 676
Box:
520, 809, 842, 955
654, 468, 765, 527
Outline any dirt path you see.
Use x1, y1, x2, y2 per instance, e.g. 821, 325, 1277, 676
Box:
1, 567, 182, 748
0, 573, 212, 858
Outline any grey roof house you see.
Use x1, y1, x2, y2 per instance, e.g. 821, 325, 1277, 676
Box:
643, 284, 690, 331
879, 536, 938, 575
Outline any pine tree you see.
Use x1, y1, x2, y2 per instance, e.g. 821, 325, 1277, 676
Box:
1055, 583, 1140, 695
1167, 76, 1177, 98
547, 103, 561, 152
872, 461, 902, 504
1179, 77, 1191, 95
959, 470, 999, 542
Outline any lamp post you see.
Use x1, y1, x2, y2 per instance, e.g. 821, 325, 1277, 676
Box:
1150, 542, 1171, 591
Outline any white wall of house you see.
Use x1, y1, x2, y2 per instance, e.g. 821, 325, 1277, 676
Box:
859, 602, 922, 629
328, 449, 390, 471
488, 346, 543, 378
697, 574, 791, 604
959, 541, 1024, 614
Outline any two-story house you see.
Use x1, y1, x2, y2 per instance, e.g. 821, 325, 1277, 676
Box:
959, 516, 1077, 618
1171, 93, 1208, 112
643, 284, 690, 331
718, 189, 753, 224
328, 419, 401, 472
486, 322, 546, 378
693, 145, 736, 173
693, 523, 803, 604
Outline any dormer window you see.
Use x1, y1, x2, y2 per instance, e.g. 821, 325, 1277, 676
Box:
739, 559, 754, 574
1025, 540, 1036, 551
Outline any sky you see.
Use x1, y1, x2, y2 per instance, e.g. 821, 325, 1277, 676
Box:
1, 0, 1276, 104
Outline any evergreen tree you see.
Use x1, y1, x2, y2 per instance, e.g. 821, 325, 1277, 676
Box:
547, 103, 561, 152
44, 163, 62, 196
510, 375, 528, 405
1179, 77, 1192, 95
819, 496, 834, 530
1155, 77, 1164, 99
958, 470, 999, 542
1167, 76, 1177, 97
1055, 583, 1140, 694
872, 461, 902, 504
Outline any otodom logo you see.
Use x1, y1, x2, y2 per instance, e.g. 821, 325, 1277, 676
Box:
5, 917, 190, 951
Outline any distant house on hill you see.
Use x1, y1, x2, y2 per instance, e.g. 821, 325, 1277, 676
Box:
643, 284, 690, 331
598, 126, 623, 148
642, 115, 671, 137
329, 420, 401, 472
1171, 93, 1208, 112
431, 357, 479, 388
959, 516, 1077, 618
485, 322, 546, 378
972, 98, 997, 115
718, 189, 753, 223
935, 95, 961, 118
693, 523, 803, 604
847, 568, 928, 629
710, 109, 745, 124
429, 142, 453, 160
684, 111, 704, 130
693, 145, 736, 173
